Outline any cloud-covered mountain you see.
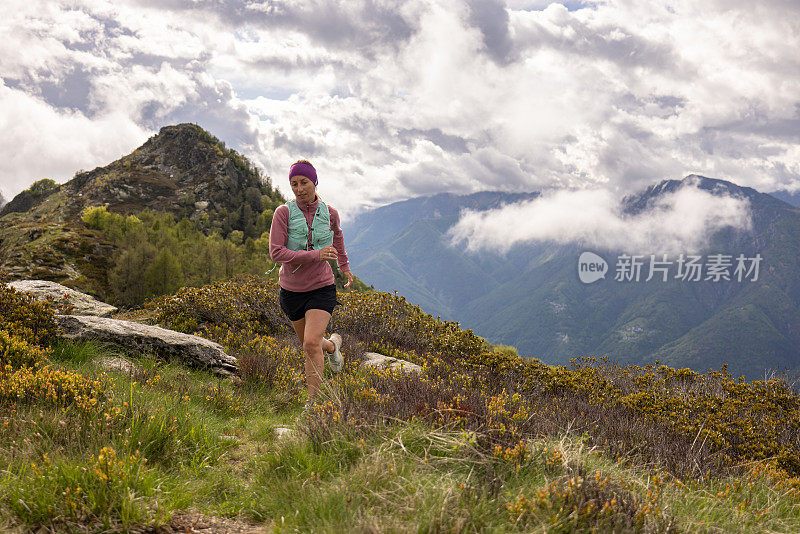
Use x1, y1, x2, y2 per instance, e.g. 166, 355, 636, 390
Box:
346, 191, 539, 316
346, 176, 800, 378
448, 176, 754, 256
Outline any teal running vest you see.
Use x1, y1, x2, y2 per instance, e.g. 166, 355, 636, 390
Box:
285, 199, 334, 252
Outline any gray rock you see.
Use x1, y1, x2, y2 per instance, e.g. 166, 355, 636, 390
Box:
8, 280, 118, 317
97, 356, 139, 375
362, 352, 422, 374
55, 315, 237, 376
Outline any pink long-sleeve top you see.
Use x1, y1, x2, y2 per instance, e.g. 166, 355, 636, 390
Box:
269, 196, 350, 292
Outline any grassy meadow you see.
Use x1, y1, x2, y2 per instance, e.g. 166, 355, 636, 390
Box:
3, 275, 800, 532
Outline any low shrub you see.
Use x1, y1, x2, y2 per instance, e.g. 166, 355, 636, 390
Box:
147, 275, 289, 336
0, 328, 51, 369
147, 275, 800, 479
210, 327, 306, 407
505, 469, 670, 533
0, 364, 109, 413
0, 281, 57, 346
333, 290, 488, 359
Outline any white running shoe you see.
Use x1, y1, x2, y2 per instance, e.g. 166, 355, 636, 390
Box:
327, 333, 344, 372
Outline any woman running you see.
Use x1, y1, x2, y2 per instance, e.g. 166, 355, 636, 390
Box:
269, 160, 354, 411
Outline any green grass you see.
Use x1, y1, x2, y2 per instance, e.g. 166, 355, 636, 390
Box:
3, 339, 800, 532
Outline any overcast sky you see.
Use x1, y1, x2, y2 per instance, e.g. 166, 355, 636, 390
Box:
2, 0, 799, 221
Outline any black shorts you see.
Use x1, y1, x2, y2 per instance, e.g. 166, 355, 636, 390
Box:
279, 284, 341, 322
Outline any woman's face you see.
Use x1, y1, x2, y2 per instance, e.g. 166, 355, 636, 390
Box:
290, 175, 316, 203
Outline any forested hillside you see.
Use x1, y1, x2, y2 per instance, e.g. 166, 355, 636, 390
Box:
0, 124, 369, 307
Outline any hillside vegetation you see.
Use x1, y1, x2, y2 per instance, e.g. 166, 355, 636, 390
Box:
0, 124, 370, 309
3, 275, 800, 532
0, 124, 285, 304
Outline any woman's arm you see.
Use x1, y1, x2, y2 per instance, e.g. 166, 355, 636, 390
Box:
329, 206, 354, 287
329, 206, 350, 273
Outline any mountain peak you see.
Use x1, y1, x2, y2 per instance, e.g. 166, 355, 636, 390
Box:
1, 123, 279, 230
0, 123, 285, 294
680, 174, 759, 196
136, 123, 231, 173
623, 175, 767, 215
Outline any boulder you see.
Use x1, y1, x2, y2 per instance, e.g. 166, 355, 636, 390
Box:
55, 315, 237, 376
97, 356, 139, 375
8, 280, 118, 317
362, 352, 422, 375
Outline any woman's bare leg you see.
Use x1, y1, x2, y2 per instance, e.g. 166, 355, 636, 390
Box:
291, 317, 334, 352
291, 317, 306, 345
300, 309, 335, 401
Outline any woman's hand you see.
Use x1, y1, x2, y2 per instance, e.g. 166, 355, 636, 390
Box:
318, 245, 338, 262
343, 270, 354, 288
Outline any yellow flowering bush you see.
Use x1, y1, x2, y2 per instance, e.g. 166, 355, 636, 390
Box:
308, 345, 800, 479
206, 325, 306, 405
0, 279, 57, 346
0, 328, 51, 369
0, 364, 109, 413
504, 471, 670, 532
144, 275, 800, 479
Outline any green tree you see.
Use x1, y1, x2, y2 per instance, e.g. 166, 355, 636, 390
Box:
255, 209, 273, 236
193, 234, 225, 284
220, 241, 240, 278
109, 241, 157, 306
229, 230, 244, 246
81, 206, 113, 231
145, 248, 183, 297
28, 178, 59, 196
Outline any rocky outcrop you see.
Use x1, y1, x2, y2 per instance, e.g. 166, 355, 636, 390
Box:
0, 124, 284, 294
8, 280, 118, 317
55, 315, 237, 376
362, 352, 422, 374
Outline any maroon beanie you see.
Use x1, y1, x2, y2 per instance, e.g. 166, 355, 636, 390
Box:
289, 161, 317, 185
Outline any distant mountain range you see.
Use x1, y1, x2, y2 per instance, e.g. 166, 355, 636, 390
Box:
345, 177, 800, 378
769, 189, 800, 209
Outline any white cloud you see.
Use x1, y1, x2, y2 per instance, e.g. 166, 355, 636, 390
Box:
1, 0, 799, 217
448, 182, 753, 255
0, 81, 149, 198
